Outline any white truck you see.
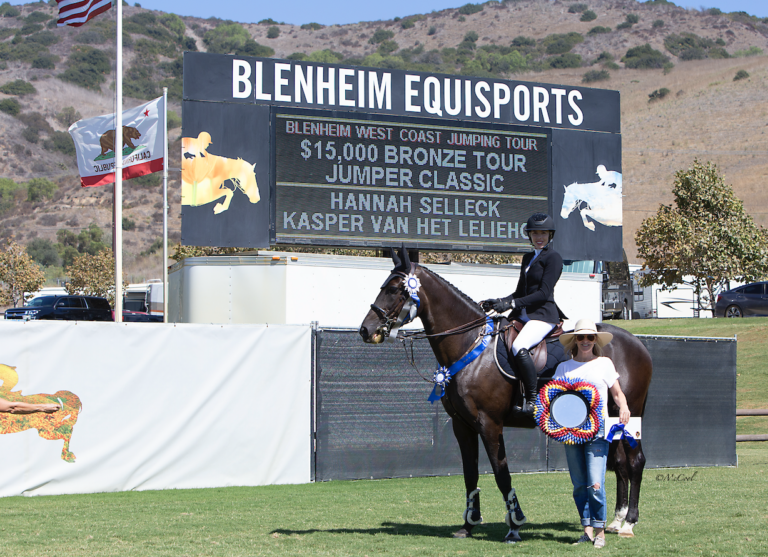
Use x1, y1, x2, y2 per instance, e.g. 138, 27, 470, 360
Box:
168, 252, 602, 328
123, 279, 164, 317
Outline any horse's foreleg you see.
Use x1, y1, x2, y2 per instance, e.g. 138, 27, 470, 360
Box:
452, 417, 481, 538
479, 422, 525, 543
606, 441, 629, 533
620, 440, 646, 538
213, 188, 234, 214
579, 208, 596, 231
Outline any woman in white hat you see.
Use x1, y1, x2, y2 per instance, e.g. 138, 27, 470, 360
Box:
554, 319, 630, 549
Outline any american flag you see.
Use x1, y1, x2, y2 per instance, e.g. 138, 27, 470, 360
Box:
56, 0, 112, 27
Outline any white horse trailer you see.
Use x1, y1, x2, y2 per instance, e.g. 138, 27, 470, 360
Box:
123, 280, 164, 316
168, 252, 602, 329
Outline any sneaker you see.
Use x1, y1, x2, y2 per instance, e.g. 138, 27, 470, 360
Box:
593, 536, 606, 549
573, 533, 593, 545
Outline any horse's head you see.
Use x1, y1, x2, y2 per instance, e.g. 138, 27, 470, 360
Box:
560, 182, 580, 219
359, 246, 422, 344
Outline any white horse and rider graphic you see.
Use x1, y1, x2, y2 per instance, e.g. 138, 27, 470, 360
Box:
560, 165, 623, 231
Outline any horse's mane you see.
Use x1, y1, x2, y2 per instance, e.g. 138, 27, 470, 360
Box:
420, 265, 485, 317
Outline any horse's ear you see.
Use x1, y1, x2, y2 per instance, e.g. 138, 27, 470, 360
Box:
400, 244, 411, 271
391, 247, 402, 270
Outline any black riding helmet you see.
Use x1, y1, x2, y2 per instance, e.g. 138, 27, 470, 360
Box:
523, 213, 555, 243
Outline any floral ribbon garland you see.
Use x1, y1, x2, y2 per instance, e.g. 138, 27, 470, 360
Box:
534, 378, 603, 444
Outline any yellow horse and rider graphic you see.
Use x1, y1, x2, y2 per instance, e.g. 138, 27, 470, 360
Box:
181, 131, 261, 214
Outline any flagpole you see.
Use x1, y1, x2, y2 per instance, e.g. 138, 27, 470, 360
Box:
114, 0, 123, 323
162, 86, 168, 323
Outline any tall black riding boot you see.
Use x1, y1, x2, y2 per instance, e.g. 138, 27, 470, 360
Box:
513, 348, 538, 418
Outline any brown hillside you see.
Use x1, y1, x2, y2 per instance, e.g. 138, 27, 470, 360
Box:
0, 0, 766, 281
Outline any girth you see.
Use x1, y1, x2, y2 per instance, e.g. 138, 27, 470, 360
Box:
503, 319, 564, 372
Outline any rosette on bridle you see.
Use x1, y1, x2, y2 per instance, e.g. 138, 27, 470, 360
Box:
534, 377, 603, 444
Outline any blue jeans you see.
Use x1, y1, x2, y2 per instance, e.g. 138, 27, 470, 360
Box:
564, 437, 609, 529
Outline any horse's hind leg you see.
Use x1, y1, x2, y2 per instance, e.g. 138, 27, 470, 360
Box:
620, 440, 646, 537
452, 417, 481, 538
478, 421, 525, 544
606, 440, 629, 533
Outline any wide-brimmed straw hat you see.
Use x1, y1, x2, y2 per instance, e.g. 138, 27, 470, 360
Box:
559, 319, 613, 348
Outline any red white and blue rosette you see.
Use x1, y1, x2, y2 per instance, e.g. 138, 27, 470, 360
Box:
534, 377, 603, 444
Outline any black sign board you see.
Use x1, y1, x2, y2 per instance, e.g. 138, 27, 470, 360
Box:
274, 110, 549, 251
182, 52, 623, 260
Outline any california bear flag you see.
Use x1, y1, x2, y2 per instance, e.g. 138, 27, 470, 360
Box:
69, 96, 165, 187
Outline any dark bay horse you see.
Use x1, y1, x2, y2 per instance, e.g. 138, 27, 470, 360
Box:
359, 248, 653, 543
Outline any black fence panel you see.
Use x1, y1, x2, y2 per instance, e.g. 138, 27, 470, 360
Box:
315, 330, 737, 481
637, 335, 737, 468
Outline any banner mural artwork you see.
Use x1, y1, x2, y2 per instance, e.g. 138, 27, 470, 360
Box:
182, 53, 622, 260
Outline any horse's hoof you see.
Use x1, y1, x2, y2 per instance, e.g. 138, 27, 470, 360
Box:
453, 528, 472, 539
504, 529, 522, 544
605, 521, 622, 534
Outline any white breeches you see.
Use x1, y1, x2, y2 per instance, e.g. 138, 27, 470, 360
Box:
512, 320, 556, 355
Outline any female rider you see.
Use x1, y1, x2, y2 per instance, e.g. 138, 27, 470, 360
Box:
480, 213, 567, 418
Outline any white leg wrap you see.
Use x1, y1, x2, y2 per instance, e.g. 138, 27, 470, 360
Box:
606, 506, 628, 533
618, 522, 636, 538
504, 488, 527, 527
462, 488, 483, 525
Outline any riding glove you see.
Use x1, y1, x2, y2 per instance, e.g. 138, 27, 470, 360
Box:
481, 296, 515, 313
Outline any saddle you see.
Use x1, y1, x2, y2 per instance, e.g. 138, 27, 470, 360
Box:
503, 319, 564, 373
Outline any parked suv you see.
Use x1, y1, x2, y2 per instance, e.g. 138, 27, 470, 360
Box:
715, 282, 768, 318
4, 295, 113, 321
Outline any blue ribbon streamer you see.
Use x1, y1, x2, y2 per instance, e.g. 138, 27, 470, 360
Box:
428, 317, 494, 403
606, 423, 638, 448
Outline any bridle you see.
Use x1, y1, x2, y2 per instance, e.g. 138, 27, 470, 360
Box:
370, 266, 420, 342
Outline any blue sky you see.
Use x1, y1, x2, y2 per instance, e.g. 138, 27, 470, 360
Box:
12, 0, 768, 26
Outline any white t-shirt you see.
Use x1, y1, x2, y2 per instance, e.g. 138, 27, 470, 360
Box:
553, 357, 619, 420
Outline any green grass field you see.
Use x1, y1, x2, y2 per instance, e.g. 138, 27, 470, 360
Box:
2, 318, 767, 556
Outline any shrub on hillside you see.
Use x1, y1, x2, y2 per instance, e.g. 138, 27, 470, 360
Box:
158, 13, 185, 37
626, 14, 639, 24
0, 5, 20, 17
648, 87, 670, 102
19, 22, 43, 35
203, 22, 249, 54
652, 19, 664, 28
582, 69, 609, 82
27, 238, 60, 267
233, 39, 274, 57
59, 47, 110, 90
26, 30, 58, 46
26, 177, 57, 202
548, 52, 582, 69
266, 26, 280, 39
587, 26, 611, 36
734, 69, 749, 81
457, 3, 483, 15
369, 28, 394, 44
55, 106, 82, 127
43, 131, 76, 156
580, 10, 597, 22
428, 26, 437, 35
542, 32, 583, 54
378, 40, 399, 55
0, 97, 21, 116
568, 4, 588, 13
301, 22, 323, 31
25, 11, 50, 24
0, 79, 37, 95
75, 28, 109, 44
32, 53, 58, 69
622, 44, 669, 69
0, 177, 23, 215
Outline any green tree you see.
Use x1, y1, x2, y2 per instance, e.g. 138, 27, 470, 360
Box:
65, 248, 124, 307
635, 160, 768, 315
203, 23, 249, 54
0, 239, 45, 307
26, 238, 60, 267
26, 177, 57, 202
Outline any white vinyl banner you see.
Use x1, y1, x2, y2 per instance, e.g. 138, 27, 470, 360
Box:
0, 321, 311, 497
